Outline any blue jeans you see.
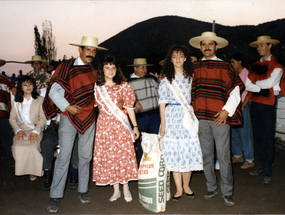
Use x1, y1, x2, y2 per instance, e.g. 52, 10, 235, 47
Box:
231, 103, 254, 162
136, 113, 160, 164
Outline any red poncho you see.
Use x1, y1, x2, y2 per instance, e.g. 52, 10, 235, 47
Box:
191, 60, 244, 125
247, 55, 284, 105
43, 59, 97, 133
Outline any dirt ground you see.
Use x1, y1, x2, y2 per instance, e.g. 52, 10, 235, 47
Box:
0, 144, 284, 215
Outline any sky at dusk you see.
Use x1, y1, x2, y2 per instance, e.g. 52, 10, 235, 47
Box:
1, 0, 285, 76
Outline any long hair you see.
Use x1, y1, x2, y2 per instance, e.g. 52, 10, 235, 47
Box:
97, 55, 126, 86
162, 45, 193, 83
14, 75, 39, 102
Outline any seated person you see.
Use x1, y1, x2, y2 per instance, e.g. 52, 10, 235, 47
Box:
9, 75, 47, 181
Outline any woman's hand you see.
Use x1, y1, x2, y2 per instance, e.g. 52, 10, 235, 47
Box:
159, 123, 165, 137
28, 133, 40, 144
14, 130, 26, 140
133, 127, 140, 140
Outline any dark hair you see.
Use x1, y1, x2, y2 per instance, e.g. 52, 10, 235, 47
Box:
162, 45, 193, 83
15, 75, 39, 102
97, 55, 126, 86
229, 53, 251, 69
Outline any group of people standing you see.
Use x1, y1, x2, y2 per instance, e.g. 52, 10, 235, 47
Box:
1, 30, 284, 213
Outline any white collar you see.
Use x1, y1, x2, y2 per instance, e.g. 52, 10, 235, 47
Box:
260, 54, 272, 62
201, 56, 222, 61
74, 57, 85, 66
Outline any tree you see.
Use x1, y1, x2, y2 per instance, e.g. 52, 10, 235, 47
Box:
34, 20, 57, 62
34, 25, 46, 57
42, 20, 57, 62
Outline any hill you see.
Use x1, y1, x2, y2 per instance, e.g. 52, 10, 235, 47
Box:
92, 16, 285, 75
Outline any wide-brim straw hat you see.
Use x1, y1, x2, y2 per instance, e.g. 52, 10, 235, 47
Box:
69, 36, 108, 50
127, 58, 154, 66
249, 36, 280, 48
42, 60, 54, 71
189, 31, 228, 49
25, 55, 43, 64
0, 59, 6, 67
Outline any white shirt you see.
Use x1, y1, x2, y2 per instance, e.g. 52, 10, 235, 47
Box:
201, 56, 241, 117
16, 97, 40, 135
49, 57, 84, 112
245, 55, 283, 95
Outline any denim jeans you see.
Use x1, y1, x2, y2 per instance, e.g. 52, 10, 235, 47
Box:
231, 103, 254, 162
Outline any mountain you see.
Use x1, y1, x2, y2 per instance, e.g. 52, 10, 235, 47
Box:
92, 16, 285, 75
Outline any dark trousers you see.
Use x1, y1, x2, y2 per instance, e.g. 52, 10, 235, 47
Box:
250, 101, 276, 176
136, 113, 160, 164
0, 116, 14, 159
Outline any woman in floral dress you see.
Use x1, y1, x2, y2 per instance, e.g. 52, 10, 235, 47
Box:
93, 55, 140, 203
159, 45, 203, 201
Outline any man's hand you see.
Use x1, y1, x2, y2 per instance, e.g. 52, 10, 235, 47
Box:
66, 105, 82, 115
214, 110, 229, 126
14, 130, 26, 140
10, 87, 16, 96
28, 133, 40, 144
135, 102, 143, 111
117, 99, 124, 109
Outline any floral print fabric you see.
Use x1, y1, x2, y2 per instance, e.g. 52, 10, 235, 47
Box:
93, 82, 138, 185
158, 76, 203, 172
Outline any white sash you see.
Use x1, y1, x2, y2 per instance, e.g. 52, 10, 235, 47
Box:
166, 78, 199, 136
13, 101, 35, 130
95, 84, 134, 142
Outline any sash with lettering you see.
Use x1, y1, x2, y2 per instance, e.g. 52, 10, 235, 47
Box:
43, 59, 97, 133
165, 78, 199, 136
95, 83, 134, 141
14, 101, 35, 130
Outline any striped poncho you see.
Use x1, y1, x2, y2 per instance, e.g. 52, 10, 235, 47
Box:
43, 59, 97, 133
191, 60, 244, 126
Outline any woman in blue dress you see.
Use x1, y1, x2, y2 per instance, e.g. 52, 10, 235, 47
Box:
159, 45, 203, 201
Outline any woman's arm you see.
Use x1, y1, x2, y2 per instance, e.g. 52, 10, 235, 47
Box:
159, 103, 166, 136
126, 108, 140, 140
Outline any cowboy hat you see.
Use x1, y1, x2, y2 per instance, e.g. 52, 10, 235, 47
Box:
69, 36, 108, 50
249, 36, 280, 48
189, 31, 228, 49
42, 60, 54, 71
25, 55, 43, 64
0, 59, 6, 67
127, 58, 154, 66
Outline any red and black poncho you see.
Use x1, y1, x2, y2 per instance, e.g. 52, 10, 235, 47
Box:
191, 60, 244, 126
43, 59, 97, 133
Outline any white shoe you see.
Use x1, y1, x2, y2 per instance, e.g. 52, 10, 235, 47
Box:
124, 195, 132, 202
109, 192, 121, 202
215, 162, 220, 170
124, 191, 132, 202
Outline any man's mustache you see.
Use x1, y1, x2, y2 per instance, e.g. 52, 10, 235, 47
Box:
204, 49, 212, 52
86, 56, 94, 59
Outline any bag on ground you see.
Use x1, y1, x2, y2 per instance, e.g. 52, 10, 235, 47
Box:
138, 132, 170, 213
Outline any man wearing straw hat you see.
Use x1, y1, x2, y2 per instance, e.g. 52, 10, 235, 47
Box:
127, 58, 160, 164
26, 55, 52, 91
189, 31, 244, 206
245, 36, 284, 185
43, 36, 107, 213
